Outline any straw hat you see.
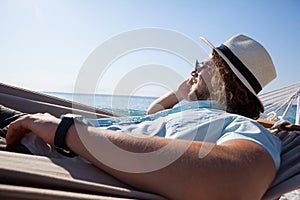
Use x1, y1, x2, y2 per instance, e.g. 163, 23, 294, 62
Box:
200, 34, 277, 96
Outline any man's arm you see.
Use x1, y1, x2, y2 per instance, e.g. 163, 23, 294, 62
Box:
147, 91, 181, 115
147, 80, 192, 115
6, 113, 276, 199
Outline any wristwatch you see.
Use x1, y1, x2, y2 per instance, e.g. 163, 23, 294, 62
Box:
54, 114, 87, 157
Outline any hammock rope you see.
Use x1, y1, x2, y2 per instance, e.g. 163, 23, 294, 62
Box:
259, 82, 300, 125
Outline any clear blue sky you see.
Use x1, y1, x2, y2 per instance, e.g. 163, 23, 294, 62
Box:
0, 0, 299, 97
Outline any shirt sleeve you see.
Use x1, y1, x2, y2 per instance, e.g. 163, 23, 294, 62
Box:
216, 116, 282, 171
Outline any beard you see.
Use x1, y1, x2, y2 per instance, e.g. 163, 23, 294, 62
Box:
187, 80, 211, 101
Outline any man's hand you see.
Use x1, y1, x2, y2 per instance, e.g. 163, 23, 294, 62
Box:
174, 78, 194, 101
6, 113, 61, 146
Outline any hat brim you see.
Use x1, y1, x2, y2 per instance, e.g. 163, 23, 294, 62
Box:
200, 36, 264, 113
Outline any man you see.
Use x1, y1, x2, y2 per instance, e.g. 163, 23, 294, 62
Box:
147, 40, 267, 120
5, 34, 281, 199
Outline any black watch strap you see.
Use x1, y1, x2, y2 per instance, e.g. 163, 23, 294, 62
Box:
54, 117, 78, 157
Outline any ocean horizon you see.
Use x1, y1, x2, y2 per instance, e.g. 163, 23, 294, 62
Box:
44, 91, 298, 123
44, 91, 158, 116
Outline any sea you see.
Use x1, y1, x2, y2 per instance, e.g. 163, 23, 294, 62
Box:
45, 92, 298, 123
44, 92, 158, 116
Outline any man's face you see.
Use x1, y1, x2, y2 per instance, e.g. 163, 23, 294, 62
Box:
185, 60, 213, 101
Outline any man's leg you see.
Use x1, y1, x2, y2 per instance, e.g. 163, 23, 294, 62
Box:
0, 105, 24, 129
0, 105, 32, 154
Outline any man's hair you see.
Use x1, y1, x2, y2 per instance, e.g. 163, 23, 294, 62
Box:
210, 50, 264, 119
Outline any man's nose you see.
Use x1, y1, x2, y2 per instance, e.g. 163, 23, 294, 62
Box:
190, 70, 198, 78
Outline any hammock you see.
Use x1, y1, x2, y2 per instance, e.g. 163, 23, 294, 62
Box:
259, 82, 300, 125
1, 82, 300, 199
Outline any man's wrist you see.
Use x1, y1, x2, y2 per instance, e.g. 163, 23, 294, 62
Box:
54, 116, 78, 157
173, 90, 184, 102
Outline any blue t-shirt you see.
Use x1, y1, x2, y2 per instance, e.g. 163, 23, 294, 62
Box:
88, 101, 282, 170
